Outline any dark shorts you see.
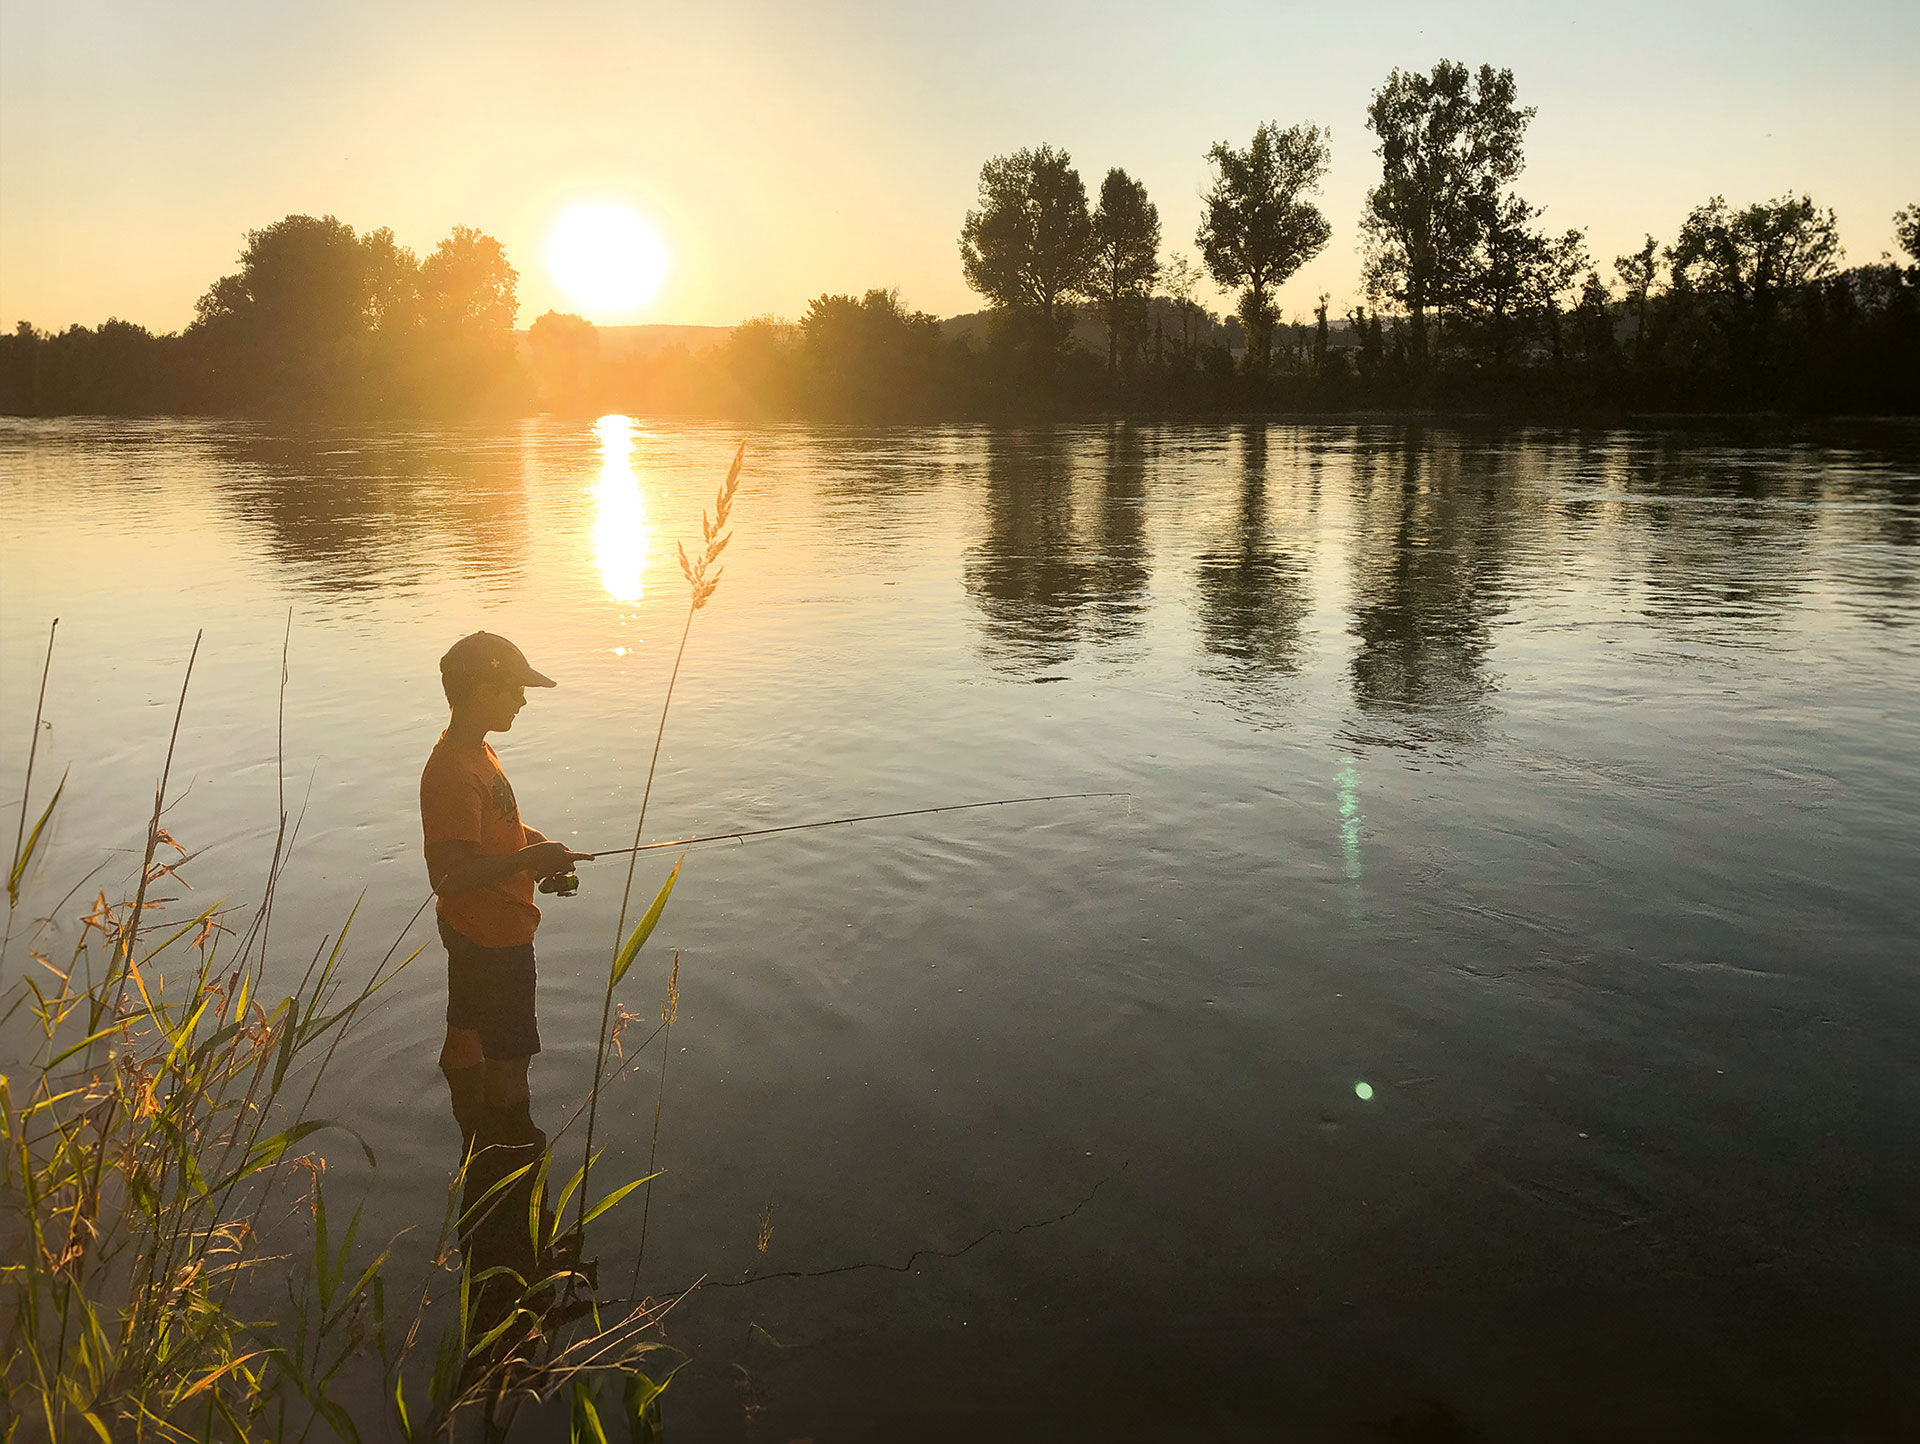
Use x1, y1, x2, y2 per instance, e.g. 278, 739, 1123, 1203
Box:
440, 919, 541, 1060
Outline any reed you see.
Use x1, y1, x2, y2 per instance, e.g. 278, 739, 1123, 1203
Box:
0, 629, 683, 1441
578, 441, 746, 1256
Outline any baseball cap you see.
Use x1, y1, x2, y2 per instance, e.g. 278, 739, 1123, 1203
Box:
439, 632, 557, 691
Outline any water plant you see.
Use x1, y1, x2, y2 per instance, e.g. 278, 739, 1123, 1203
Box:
578, 440, 745, 1261
0, 435, 754, 1441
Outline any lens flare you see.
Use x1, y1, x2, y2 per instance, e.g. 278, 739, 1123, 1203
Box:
1337, 756, 1362, 881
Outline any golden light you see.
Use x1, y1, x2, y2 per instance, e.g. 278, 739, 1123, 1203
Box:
591, 414, 650, 604
546, 203, 670, 321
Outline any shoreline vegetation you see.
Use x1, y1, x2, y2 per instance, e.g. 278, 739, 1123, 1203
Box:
0, 625, 688, 1441
5, 59, 1917, 426
0, 443, 748, 1441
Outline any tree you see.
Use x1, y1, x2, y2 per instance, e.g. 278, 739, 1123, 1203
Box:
191, 214, 370, 348
362, 227, 420, 332
1457, 193, 1588, 366
1087, 169, 1161, 374
798, 288, 943, 417
1668, 194, 1840, 386
1159, 251, 1208, 356
959, 145, 1092, 355
1614, 234, 1660, 362
419, 225, 518, 336
188, 214, 379, 407
1361, 62, 1534, 370
1570, 271, 1618, 382
1891, 203, 1918, 267
1196, 122, 1331, 373
528, 310, 599, 406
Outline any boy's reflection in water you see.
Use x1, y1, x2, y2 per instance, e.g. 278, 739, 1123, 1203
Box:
452, 1088, 594, 1394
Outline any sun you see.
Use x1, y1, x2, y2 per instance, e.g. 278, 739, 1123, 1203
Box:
545, 202, 670, 321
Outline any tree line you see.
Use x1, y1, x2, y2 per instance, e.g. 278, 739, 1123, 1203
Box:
5, 60, 1917, 420
2, 214, 524, 415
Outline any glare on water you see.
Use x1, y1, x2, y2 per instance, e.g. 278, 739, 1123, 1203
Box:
590, 413, 649, 605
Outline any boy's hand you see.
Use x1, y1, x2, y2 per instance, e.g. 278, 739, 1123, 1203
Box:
523, 841, 591, 880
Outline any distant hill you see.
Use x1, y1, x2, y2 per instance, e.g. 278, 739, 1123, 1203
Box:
516, 323, 731, 358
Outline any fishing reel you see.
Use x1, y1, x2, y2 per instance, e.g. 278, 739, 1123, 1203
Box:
538, 871, 580, 897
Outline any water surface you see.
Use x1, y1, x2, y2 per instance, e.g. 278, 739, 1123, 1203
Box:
3, 417, 1918, 1441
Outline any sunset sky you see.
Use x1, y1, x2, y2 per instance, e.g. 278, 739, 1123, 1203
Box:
2, 0, 1914, 334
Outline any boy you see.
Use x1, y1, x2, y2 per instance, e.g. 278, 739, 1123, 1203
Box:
421, 631, 588, 1143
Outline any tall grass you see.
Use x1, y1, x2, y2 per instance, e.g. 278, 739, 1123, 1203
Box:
0, 436, 754, 1442
580, 441, 745, 1261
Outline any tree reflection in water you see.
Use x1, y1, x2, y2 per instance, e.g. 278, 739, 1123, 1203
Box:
1194, 423, 1312, 688
967, 428, 1093, 674
1083, 423, 1151, 647
211, 423, 531, 594
1344, 429, 1512, 752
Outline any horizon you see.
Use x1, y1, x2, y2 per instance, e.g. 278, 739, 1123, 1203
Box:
2, 0, 1915, 337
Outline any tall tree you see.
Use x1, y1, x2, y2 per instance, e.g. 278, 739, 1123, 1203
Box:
189, 214, 380, 407
419, 225, 518, 336
1160, 251, 1208, 356
362, 227, 420, 332
1570, 270, 1618, 381
1614, 234, 1661, 364
528, 310, 599, 405
798, 288, 943, 417
1457, 193, 1588, 366
1668, 194, 1840, 377
1361, 61, 1534, 370
1897, 204, 1920, 268
1087, 169, 1161, 374
959, 145, 1092, 354
191, 214, 371, 351
1196, 123, 1331, 373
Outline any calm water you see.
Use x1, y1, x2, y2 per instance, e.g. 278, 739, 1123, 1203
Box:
3, 416, 1918, 1441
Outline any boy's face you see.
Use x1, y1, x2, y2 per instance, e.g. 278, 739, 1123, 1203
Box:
471, 679, 527, 733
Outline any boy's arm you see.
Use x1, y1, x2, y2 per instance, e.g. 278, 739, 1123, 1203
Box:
423, 764, 580, 893
427, 838, 585, 894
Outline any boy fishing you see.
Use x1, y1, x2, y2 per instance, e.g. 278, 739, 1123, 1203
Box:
421, 631, 589, 1144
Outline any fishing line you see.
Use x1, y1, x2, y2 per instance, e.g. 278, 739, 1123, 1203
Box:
580, 791, 1129, 860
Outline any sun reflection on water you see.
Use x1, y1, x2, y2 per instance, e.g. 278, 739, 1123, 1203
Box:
591, 414, 649, 604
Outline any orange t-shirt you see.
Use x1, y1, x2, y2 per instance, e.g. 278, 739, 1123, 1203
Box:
420, 734, 539, 948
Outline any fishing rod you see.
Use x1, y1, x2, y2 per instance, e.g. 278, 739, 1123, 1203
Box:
538, 792, 1127, 893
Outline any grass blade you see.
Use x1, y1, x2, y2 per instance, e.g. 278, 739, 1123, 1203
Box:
8, 766, 67, 906
609, 856, 683, 990
580, 1171, 660, 1228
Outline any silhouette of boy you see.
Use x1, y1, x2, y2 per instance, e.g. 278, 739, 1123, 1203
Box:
422, 632, 588, 1143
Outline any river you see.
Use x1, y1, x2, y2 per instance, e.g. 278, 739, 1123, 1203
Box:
2, 416, 1917, 1440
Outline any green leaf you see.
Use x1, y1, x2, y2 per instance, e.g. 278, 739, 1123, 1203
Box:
8, 765, 66, 907
270, 1005, 298, 1092
570, 1380, 611, 1444
610, 856, 683, 989
49, 1010, 159, 1068
621, 1361, 684, 1444
211, 1118, 362, 1193
551, 1155, 593, 1229
580, 1171, 660, 1228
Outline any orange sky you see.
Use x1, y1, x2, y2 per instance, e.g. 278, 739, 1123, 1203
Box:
2, 0, 1915, 334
